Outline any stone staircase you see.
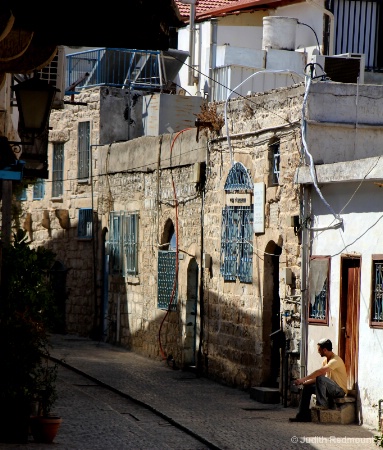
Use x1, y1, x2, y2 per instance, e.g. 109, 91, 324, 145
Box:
311, 394, 356, 424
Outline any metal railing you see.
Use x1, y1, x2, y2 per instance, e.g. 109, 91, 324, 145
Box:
330, 0, 383, 72
66, 48, 165, 94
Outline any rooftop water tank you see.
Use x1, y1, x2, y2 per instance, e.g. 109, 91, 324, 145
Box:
262, 16, 298, 51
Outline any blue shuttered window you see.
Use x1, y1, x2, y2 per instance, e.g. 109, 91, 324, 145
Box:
108, 211, 139, 276
52, 143, 64, 197
78, 121, 90, 179
77, 208, 93, 239
33, 179, 44, 200
220, 162, 254, 283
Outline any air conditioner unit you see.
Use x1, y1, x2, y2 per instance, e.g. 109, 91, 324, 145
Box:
311, 53, 365, 84
37, 45, 66, 109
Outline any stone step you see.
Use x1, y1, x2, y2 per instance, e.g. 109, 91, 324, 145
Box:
250, 387, 280, 404
311, 402, 356, 424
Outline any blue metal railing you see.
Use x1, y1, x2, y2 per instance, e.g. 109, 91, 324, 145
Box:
66, 48, 164, 94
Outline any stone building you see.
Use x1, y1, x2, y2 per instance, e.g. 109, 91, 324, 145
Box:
18, 81, 305, 397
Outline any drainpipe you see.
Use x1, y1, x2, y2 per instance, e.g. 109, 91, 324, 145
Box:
306, 0, 334, 55
208, 18, 218, 101
300, 185, 310, 378
181, 0, 197, 86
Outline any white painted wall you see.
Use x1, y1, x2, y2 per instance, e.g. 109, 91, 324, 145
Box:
176, 3, 323, 98
307, 181, 383, 428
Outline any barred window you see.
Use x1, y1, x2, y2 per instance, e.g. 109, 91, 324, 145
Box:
77, 208, 93, 239
158, 226, 177, 310
78, 121, 90, 179
371, 256, 383, 327
308, 256, 330, 324
108, 211, 139, 276
271, 142, 280, 185
33, 179, 44, 200
52, 143, 64, 197
220, 162, 253, 283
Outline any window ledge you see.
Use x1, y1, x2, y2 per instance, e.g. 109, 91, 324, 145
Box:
127, 275, 140, 284
51, 197, 63, 203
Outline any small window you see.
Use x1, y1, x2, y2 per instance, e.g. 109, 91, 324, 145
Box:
33, 179, 44, 200
77, 208, 93, 239
78, 121, 90, 179
158, 227, 178, 311
271, 143, 280, 185
52, 143, 64, 197
308, 256, 330, 325
371, 256, 383, 328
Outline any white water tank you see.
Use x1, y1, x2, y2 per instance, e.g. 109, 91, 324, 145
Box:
262, 16, 298, 51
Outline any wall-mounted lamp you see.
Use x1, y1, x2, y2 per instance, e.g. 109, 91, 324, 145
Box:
11, 74, 57, 138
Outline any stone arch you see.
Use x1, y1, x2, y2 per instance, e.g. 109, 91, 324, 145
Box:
160, 218, 175, 250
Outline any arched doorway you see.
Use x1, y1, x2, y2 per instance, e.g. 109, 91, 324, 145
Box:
262, 241, 282, 387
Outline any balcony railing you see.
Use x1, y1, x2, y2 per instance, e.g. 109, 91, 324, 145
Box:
65, 48, 165, 94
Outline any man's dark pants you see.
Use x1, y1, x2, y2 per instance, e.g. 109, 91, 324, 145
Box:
297, 375, 346, 420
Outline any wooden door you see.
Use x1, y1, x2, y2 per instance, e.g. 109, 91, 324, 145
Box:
339, 256, 360, 391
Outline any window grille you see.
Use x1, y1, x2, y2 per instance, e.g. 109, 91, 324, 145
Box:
52, 143, 64, 197
271, 143, 280, 185
220, 162, 254, 283
371, 257, 383, 326
107, 211, 139, 276
158, 251, 178, 310
308, 256, 330, 324
78, 121, 90, 179
77, 208, 93, 239
33, 179, 44, 200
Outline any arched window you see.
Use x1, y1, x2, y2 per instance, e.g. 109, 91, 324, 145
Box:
158, 219, 178, 310
220, 162, 254, 283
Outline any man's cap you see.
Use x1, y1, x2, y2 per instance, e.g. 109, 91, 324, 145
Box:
318, 338, 332, 346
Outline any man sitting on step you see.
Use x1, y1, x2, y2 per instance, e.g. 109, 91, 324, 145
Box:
289, 338, 347, 423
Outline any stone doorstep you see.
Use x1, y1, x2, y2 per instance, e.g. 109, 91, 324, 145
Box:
250, 386, 280, 404
311, 397, 356, 425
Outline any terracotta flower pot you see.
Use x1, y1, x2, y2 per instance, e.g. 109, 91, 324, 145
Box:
30, 416, 62, 443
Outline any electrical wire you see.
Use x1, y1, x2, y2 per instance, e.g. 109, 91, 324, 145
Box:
300, 74, 343, 232
158, 127, 193, 361
224, 69, 305, 167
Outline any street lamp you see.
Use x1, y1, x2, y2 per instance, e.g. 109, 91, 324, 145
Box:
11, 74, 57, 137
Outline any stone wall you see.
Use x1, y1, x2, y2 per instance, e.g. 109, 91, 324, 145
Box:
19, 83, 306, 394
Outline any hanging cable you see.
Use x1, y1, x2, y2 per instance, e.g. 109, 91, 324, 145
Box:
300, 74, 343, 231
158, 127, 193, 361
224, 69, 305, 167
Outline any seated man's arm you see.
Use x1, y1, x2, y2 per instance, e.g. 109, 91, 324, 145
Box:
294, 366, 329, 386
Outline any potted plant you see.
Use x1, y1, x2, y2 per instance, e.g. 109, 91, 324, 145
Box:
30, 356, 62, 443
0, 229, 61, 443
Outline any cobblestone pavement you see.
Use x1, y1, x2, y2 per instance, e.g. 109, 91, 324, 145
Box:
1, 334, 379, 450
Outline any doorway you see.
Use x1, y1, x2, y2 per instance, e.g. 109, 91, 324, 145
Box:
263, 241, 282, 387
183, 258, 198, 367
339, 256, 361, 391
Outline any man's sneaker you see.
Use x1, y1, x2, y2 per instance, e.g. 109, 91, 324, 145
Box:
289, 415, 311, 422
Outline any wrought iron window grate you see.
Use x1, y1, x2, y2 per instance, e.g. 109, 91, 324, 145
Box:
158, 251, 178, 310
372, 260, 383, 323
221, 162, 254, 283
224, 162, 253, 191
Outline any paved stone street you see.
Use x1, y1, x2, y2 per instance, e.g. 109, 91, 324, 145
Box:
1, 334, 379, 450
